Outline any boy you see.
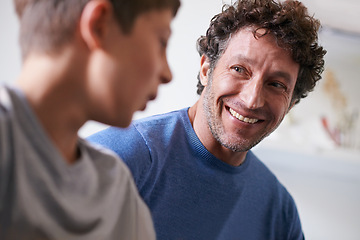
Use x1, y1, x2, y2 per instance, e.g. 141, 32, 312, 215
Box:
0, 0, 180, 239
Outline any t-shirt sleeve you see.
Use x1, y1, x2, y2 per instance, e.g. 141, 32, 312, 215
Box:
0, 96, 13, 209
0, 89, 10, 167
87, 125, 152, 188
0, 106, 6, 166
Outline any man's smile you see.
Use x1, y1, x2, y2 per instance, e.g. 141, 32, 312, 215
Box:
228, 107, 259, 124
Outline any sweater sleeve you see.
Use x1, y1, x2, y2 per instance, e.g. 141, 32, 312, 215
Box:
87, 125, 152, 189
284, 190, 305, 240
289, 203, 305, 240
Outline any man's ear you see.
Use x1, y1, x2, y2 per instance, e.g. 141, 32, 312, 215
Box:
200, 55, 211, 87
79, 0, 112, 50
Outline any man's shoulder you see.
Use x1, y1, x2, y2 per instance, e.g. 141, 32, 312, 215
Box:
247, 151, 290, 194
87, 108, 190, 155
247, 151, 298, 219
89, 108, 188, 139
247, 151, 276, 177
131, 108, 189, 134
133, 108, 188, 127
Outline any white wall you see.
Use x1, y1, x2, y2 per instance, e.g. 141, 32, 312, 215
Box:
254, 146, 360, 240
0, 0, 21, 84
1, 1, 360, 239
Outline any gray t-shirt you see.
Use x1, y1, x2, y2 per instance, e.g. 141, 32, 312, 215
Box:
0, 86, 155, 240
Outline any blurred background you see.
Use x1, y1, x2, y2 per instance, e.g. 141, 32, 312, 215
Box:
1, 0, 359, 239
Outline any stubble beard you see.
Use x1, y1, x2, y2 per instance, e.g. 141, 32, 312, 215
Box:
202, 82, 275, 153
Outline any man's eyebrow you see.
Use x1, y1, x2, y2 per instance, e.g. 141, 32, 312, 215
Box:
272, 71, 294, 83
231, 54, 256, 65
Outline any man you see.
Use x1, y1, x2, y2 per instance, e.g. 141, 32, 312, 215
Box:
89, 0, 326, 239
0, 0, 180, 239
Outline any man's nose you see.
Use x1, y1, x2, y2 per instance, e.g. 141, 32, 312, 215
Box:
239, 77, 265, 109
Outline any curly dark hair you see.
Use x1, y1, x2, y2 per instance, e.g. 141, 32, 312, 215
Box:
196, 0, 326, 105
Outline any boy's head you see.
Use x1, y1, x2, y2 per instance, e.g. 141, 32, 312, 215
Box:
14, 0, 180, 58
13, 0, 181, 128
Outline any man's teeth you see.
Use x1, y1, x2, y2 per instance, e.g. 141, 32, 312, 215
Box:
229, 108, 259, 124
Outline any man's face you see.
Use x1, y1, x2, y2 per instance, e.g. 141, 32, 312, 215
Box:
201, 27, 299, 152
90, 9, 173, 127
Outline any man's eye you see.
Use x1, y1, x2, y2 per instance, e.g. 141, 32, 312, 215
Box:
231, 66, 251, 80
232, 66, 245, 73
270, 82, 287, 90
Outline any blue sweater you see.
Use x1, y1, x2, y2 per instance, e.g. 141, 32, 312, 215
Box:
88, 108, 304, 240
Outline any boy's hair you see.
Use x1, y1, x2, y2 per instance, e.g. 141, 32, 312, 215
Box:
196, 0, 326, 105
14, 0, 181, 58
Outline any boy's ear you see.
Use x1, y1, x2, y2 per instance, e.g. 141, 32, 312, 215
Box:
79, 0, 112, 50
200, 55, 211, 87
